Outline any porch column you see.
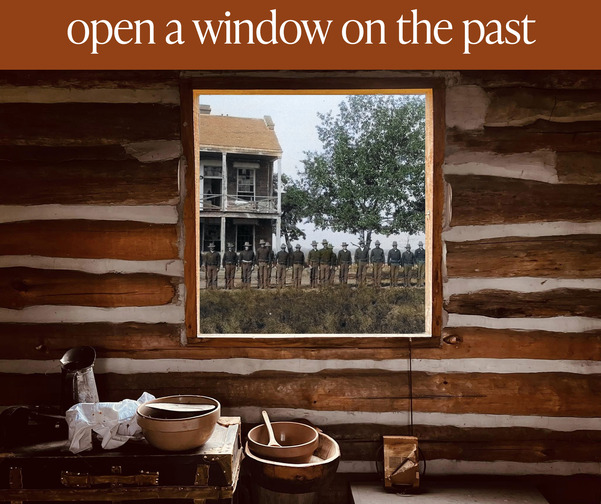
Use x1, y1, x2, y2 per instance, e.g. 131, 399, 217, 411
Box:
222, 152, 228, 211
276, 157, 282, 248
220, 216, 226, 256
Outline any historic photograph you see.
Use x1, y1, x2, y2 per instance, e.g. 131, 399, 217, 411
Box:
196, 93, 427, 335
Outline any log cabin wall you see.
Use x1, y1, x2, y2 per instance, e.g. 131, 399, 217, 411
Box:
1, 70, 600, 476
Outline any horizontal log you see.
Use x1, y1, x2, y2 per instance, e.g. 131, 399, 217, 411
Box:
0, 268, 177, 309
4, 370, 600, 417
2, 323, 601, 362
326, 424, 601, 463
459, 71, 601, 90
0, 70, 180, 88
447, 122, 601, 154
556, 152, 601, 184
0, 220, 178, 260
0, 325, 434, 360
0, 103, 180, 145
446, 175, 601, 226
439, 328, 601, 361
0, 160, 178, 205
446, 289, 601, 319
486, 88, 601, 127
446, 235, 601, 278
0, 323, 183, 359
0, 87, 179, 105
0, 144, 132, 162
102, 370, 601, 417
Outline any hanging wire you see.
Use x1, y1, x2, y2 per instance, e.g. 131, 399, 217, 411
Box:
408, 337, 414, 437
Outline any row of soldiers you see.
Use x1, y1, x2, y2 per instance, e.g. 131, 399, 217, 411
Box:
201, 239, 425, 290
306, 239, 425, 288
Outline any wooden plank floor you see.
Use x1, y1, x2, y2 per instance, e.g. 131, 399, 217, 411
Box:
351, 478, 547, 503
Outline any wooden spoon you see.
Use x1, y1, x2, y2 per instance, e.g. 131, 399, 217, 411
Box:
262, 410, 281, 447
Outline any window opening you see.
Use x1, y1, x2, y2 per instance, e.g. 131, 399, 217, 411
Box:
237, 169, 255, 201
189, 86, 441, 340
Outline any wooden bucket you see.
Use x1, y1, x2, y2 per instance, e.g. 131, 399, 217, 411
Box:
244, 431, 340, 504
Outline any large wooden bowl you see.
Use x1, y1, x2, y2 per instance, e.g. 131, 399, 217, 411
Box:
136, 395, 220, 451
245, 431, 340, 494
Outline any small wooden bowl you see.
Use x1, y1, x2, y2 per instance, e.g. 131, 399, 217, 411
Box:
247, 421, 319, 463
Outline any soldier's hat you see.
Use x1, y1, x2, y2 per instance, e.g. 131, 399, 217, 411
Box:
227, 242, 233, 248
322, 239, 328, 244
243, 241, 251, 247
208, 242, 215, 248
295, 244, 301, 249
392, 241, 398, 246
405, 244, 411, 249
328, 243, 334, 249
342, 242, 348, 246
265, 242, 271, 247
280, 244, 286, 248
418, 241, 423, 246
311, 240, 318, 246
259, 239, 266, 244
375, 240, 380, 246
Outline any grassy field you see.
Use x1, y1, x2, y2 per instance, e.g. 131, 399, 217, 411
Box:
198, 287, 425, 334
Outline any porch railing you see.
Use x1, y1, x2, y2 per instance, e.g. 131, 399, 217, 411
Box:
201, 194, 278, 213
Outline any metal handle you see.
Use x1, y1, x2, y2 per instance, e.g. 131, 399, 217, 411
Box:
61, 470, 159, 488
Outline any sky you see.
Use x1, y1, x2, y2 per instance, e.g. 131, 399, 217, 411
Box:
197, 93, 426, 251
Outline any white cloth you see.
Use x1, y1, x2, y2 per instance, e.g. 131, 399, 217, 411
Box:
66, 392, 155, 454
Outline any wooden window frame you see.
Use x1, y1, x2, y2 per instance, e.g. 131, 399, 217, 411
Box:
181, 72, 445, 350
236, 167, 256, 200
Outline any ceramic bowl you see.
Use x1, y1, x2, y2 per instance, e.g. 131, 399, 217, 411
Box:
136, 395, 220, 451
247, 421, 319, 463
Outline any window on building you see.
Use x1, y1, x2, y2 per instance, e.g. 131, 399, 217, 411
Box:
200, 161, 222, 209
237, 169, 255, 201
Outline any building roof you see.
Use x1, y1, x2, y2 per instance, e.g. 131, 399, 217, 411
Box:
198, 114, 282, 157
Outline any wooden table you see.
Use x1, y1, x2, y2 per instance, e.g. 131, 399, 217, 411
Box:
0, 417, 241, 504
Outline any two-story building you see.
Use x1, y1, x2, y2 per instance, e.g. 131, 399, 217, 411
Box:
196, 105, 283, 254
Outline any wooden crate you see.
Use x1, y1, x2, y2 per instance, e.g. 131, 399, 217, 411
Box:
0, 417, 241, 504
383, 435, 419, 491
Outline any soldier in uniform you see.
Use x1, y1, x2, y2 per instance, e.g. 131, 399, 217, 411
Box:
239, 241, 255, 289
327, 243, 337, 285
265, 241, 275, 288
275, 243, 290, 289
222, 242, 238, 290
354, 239, 369, 286
204, 243, 220, 290
319, 239, 333, 287
414, 240, 426, 287
401, 243, 415, 287
370, 240, 385, 288
256, 240, 270, 289
291, 244, 305, 289
337, 242, 352, 284
307, 240, 320, 288
387, 241, 402, 287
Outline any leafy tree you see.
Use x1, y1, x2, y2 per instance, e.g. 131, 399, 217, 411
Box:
299, 95, 425, 247
279, 173, 309, 251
